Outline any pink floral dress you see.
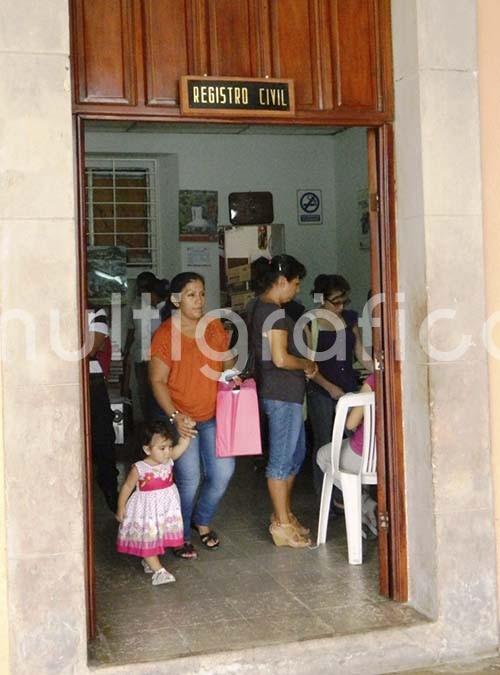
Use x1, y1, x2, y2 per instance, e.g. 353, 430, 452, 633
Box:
117, 459, 184, 557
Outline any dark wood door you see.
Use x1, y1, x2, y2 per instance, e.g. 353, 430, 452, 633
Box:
74, 118, 97, 638
367, 126, 407, 601
72, 0, 136, 105
322, 0, 390, 113
205, 0, 269, 77
269, 0, 323, 111
70, 0, 393, 122
141, 0, 195, 106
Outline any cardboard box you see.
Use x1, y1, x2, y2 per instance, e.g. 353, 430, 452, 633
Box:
230, 290, 254, 312
226, 262, 251, 285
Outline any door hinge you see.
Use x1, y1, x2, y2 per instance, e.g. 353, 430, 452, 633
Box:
369, 192, 379, 212
374, 350, 385, 372
378, 512, 389, 530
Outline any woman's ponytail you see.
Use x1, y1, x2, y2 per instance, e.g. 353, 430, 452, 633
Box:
250, 254, 306, 294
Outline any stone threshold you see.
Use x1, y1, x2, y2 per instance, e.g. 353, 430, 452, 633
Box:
87, 612, 493, 675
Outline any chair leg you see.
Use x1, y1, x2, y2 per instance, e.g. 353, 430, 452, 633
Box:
316, 473, 334, 545
340, 474, 363, 564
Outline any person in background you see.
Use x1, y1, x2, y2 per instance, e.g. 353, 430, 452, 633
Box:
316, 373, 378, 538
125, 273, 169, 422
87, 304, 118, 513
123, 272, 158, 399
149, 272, 236, 559
307, 274, 373, 494
250, 255, 317, 548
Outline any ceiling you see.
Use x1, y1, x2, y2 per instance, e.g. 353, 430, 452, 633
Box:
84, 120, 348, 136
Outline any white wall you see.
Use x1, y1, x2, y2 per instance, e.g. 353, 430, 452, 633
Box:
332, 128, 370, 314
85, 128, 368, 308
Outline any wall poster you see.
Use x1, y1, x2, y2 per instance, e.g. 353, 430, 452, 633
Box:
179, 190, 218, 241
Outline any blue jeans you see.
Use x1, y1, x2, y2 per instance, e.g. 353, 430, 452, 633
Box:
173, 418, 235, 541
261, 399, 306, 480
306, 384, 336, 494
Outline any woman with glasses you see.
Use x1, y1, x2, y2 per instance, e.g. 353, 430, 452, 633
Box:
307, 274, 372, 494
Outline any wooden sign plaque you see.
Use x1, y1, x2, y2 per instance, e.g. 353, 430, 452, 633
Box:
180, 76, 295, 117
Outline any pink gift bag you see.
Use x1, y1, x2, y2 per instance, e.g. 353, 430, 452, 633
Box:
216, 378, 262, 457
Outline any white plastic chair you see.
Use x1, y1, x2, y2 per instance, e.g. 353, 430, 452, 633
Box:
316, 391, 377, 564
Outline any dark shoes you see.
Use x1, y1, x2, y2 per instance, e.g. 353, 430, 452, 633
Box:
173, 543, 198, 559
191, 524, 220, 549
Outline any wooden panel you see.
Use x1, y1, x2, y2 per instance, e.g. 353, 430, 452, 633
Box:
327, 0, 381, 111
269, 0, 322, 111
142, 0, 191, 106
70, 0, 394, 121
73, 0, 136, 104
206, 0, 262, 77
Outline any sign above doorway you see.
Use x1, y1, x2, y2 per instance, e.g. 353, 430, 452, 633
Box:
180, 76, 295, 117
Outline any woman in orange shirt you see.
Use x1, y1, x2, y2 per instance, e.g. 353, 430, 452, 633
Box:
150, 272, 235, 559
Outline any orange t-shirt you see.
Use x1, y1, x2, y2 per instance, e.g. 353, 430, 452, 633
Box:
150, 317, 229, 422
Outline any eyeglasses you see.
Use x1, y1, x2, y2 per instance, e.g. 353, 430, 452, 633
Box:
325, 296, 350, 308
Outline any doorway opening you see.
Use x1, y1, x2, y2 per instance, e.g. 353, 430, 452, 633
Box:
77, 119, 410, 666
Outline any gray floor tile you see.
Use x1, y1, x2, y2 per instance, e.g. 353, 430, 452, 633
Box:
245, 611, 335, 644
89, 449, 411, 667
177, 619, 254, 655
226, 589, 309, 619
106, 628, 190, 665
316, 601, 422, 635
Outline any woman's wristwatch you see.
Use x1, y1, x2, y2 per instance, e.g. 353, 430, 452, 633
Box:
169, 409, 180, 424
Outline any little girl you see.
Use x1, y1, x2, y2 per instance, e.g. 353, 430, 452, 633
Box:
116, 420, 191, 586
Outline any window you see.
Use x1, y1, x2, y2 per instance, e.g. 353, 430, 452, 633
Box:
85, 158, 158, 268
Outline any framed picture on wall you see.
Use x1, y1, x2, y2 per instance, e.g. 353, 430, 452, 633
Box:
179, 190, 218, 241
87, 245, 128, 304
358, 188, 370, 250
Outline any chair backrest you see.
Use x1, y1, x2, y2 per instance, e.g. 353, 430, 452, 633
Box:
331, 391, 376, 479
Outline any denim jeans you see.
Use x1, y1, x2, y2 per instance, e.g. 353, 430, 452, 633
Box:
306, 384, 336, 494
261, 399, 306, 480
173, 417, 235, 541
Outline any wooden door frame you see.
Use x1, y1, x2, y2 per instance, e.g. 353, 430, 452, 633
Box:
368, 125, 407, 601
75, 115, 407, 639
75, 115, 96, 638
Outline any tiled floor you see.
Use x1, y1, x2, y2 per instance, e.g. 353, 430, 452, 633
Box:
89, 454, 422, 667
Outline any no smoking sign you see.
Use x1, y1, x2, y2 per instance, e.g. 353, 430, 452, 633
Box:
297, 189, 322, 224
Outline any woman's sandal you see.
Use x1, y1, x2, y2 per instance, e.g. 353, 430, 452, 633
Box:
173, 543, 198, 559
191, 524, 220, 549
269, 522, 311, 548
270, 512, 310, 536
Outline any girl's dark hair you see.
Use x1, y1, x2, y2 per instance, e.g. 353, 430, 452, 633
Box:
142, 419, 173, 447
170, 272, 205, 295
250, 254, 306, 294
162, 272, 205, 320
152, 277, 170, 300
136, 271, 157, 294
311, 274, 350, 299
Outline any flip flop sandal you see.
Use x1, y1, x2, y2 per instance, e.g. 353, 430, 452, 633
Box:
173, 543, 198, 559
192, 525, 220, 549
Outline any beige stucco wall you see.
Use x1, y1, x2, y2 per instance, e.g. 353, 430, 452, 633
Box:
0, 358, 9, 667
478, 0, 500, 622
393, 3, 499, 654
0, 0, 86, 672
